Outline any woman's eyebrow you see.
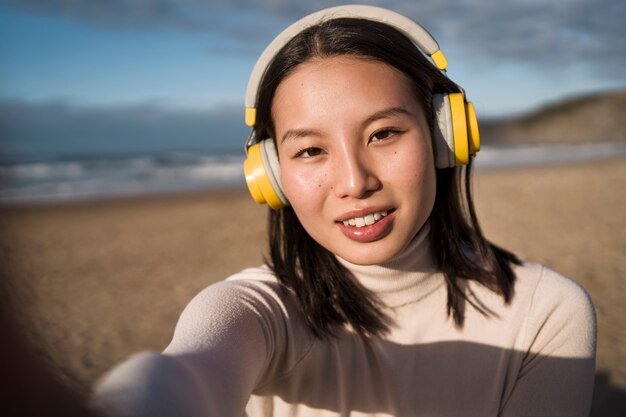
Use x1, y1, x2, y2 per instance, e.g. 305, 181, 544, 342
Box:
280, 128, 322, 144
280, 107, 412, 144
362, 106, 413, 126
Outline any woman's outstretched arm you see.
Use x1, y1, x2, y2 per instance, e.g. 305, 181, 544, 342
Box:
90, 276, 289, 417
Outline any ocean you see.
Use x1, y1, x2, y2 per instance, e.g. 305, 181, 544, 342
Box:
1, 142, 625, 204
0, 151, 246, 204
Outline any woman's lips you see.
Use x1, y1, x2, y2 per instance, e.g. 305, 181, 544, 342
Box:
336, 209, 395, 243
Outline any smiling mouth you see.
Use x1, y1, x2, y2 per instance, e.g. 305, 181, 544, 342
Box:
341, 210, 389, 228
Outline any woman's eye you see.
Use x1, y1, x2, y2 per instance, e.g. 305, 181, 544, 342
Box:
294, 147, 324, 158
371, 129, 400, 142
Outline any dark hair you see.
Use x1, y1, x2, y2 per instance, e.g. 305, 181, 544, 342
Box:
255, 18, 520, 338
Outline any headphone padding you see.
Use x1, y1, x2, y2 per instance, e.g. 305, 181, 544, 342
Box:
259, 139, 289, 208
432, 93, 456, 169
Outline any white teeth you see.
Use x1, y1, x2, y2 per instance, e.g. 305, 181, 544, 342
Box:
342, 210, 389, 228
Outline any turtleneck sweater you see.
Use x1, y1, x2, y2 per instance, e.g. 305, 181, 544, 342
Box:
91, 224, 596, 417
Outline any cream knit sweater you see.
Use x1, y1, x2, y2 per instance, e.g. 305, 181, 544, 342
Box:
92, 225, 596, 417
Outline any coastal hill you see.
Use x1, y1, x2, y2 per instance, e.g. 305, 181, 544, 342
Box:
479, 89, 626, 145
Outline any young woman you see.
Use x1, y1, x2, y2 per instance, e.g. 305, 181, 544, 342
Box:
92, 5, 596, 417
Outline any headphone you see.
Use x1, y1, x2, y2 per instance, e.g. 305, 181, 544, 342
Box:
243, 5, 480, 210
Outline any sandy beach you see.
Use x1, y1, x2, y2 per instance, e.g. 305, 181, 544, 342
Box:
1, 157, 625, 415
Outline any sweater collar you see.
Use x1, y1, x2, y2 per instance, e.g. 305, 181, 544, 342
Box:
336, 222, 443, 307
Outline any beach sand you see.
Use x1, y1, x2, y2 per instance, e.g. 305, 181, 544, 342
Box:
1, 157, 625, 415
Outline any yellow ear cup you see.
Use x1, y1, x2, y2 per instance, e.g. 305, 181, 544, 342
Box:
243, 143, 268, 204
243, 143, 286, 210
448, 93, 469, 166
465, 102, 480, 156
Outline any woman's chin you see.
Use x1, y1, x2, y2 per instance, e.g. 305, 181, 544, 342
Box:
333, 242, 402, 266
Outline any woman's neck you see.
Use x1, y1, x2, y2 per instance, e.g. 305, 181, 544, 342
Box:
336, 223, 443, 307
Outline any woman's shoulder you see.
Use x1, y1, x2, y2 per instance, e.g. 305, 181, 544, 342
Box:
510, 261, 596, 356
173, 265, 291, 330
468, 260, 594, 318
512, 261, 595, 312
190, 265, 294, 319
184, 265, 284, 314
224, 264, 281, 286
464, 260, 595, 356
166, 265, 312, 359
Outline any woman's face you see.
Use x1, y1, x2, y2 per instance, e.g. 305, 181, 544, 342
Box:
272, 55, 436, 265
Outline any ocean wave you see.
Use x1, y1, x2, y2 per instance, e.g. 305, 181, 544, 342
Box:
0, 152, 246, 203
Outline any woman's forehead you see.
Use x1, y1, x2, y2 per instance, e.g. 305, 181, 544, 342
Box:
271, 56, 423, 128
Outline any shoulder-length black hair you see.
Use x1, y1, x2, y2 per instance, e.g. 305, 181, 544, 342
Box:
253, 18, 520, 339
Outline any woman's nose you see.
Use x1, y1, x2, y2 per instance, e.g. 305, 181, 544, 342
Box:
331, 151, 381, 199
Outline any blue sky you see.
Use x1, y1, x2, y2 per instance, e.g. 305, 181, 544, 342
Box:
1, 0, 625, 159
